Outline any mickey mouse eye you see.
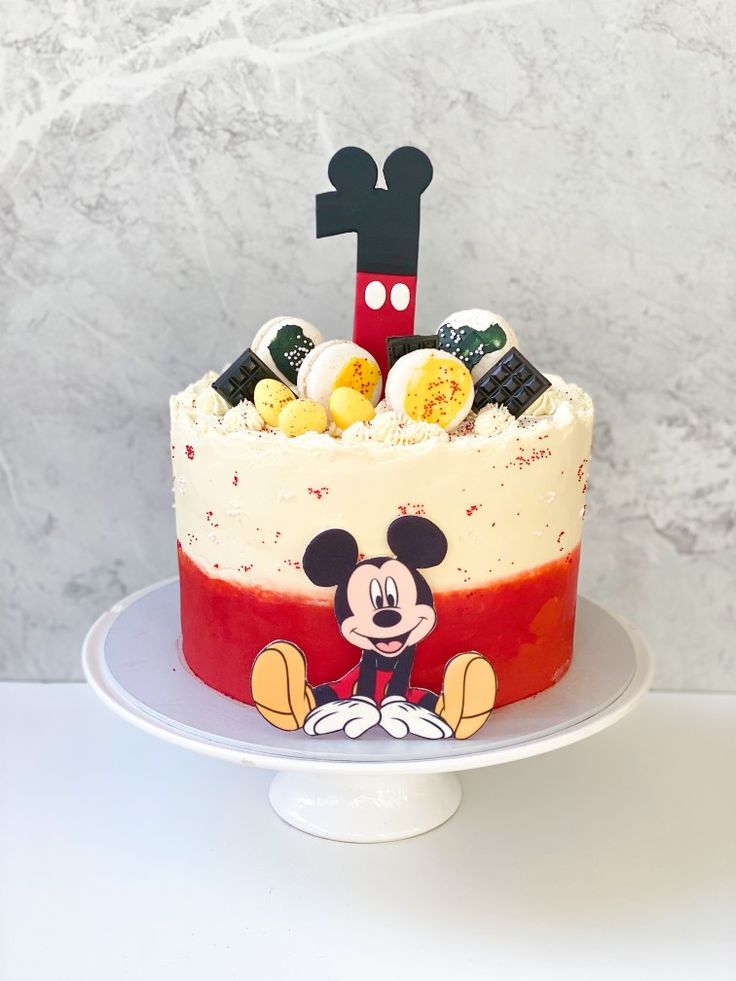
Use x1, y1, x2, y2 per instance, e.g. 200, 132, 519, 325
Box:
384, 576, 399, 608
369, 578, 384, 610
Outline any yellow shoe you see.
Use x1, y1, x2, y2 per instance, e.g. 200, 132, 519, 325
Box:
436, 652, 497, 740
251, 640, 316, 731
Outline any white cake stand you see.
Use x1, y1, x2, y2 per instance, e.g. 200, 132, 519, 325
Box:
82, 579, 653, 843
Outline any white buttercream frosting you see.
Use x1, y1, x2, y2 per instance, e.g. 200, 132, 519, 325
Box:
170, 373, 265, 433
171, 372, 592, 443
473, 403, 515, 437
219, 401, 266, 433
343, 410, 449, 447
194, 385, 229, 418
171, 368, 593, 592
522, 374, 592, 419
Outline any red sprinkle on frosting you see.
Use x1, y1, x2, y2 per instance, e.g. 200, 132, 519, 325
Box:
397, 502, 427, 517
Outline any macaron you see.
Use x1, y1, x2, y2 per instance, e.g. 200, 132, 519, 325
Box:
436, 309, 518, 382
252, 316, 323, 388
297, 339, 382, 409
385, 349, 474, 432
329, 386, 376, 430
278, 398, 328, 438
253, 378, 296, 427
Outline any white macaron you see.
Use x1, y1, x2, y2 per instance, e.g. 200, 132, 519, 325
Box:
385, 348, 474, 432
436, 308, 518, 382
297, 339, 382, 410
252, 316, 323, 389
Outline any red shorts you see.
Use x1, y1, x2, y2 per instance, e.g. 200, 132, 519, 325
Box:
316, 662, 437, 708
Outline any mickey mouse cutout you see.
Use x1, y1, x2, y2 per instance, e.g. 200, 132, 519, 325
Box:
251, 516, 497, 740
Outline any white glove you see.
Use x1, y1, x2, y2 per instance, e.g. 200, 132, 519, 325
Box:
304, 697, 381, 739
378, 696, 453, 740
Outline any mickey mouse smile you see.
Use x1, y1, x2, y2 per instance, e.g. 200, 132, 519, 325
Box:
368, 629, 412, 654
353, 619, 426, 655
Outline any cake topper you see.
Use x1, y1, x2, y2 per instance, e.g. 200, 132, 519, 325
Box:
316, 146, 433, 380
251, 515, 497, 740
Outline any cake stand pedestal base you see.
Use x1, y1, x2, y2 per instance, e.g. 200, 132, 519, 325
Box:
268, 770, 462, 842
83, 579, 653, 844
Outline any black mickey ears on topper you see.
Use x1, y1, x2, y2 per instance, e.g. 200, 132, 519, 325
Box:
387, 516, 448, 570
382, 147, 433, 196
303, 529, 359, 587
316, 146, 433, 277
327, 147, 378, 197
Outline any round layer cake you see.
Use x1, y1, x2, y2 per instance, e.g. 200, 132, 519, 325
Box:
170, 372, 592, 710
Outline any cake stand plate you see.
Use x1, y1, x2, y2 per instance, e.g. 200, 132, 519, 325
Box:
82, 579, 653, 843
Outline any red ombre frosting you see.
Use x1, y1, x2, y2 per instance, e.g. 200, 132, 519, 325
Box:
170, 370, 593, 715
179, 543, 580, 708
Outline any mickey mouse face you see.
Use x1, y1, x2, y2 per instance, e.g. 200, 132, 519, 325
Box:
302, 515, 448, 659
342, 558, 436, 656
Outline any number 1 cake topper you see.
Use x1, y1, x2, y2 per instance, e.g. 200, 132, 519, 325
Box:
316, 146, 433, 380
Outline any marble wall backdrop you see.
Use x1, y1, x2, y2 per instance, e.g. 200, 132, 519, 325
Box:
1, 0, 734, 687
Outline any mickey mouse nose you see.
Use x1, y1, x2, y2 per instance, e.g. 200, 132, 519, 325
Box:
373, 609, 401, 628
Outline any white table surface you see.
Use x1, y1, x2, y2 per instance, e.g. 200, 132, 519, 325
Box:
1, 684, 734, 981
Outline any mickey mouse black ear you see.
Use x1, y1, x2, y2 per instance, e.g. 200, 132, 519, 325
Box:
303, 528, 360, 587
387, 515, 447, 570
327, 147, 378, 195
382, 147, 433, 195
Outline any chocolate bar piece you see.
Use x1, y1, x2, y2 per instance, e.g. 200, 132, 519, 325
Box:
212, 348, 281, 407
386, 334, 438, 369
472, 347, 551, 417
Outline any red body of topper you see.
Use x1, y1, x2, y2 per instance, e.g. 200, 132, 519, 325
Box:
354, 272, 417, 380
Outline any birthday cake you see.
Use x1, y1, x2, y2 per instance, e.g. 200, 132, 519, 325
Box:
170, 147, 593, 741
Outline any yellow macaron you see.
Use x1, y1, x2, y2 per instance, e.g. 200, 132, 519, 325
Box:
385, 348, 474, 431
297, 339, 382, 409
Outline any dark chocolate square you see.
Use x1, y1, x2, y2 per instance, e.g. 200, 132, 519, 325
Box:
212, 348, 281, 407
386, 334, 438, 369
472, 347, 551, 417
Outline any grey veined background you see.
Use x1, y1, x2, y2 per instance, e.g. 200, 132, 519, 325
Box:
1, 0, 734, 687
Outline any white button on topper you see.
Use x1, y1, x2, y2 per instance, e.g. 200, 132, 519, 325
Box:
390, 282, 411, 311
364, 280, 387, 310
